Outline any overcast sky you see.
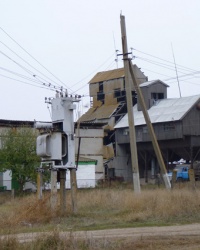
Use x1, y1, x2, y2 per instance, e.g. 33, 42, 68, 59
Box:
0, 0, 200, 121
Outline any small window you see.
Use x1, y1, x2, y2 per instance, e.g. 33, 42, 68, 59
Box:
99, 82, 103, 91
114, 88, 121, 98
151, 93, 164, 100
97, 92, 105, 101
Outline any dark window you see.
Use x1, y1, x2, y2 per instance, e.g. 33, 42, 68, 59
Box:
114, 88, 121, 98
99, 82, 103, 91
158, 93, 164, 99
97, 92, 105, 101
151, 92, 164, 100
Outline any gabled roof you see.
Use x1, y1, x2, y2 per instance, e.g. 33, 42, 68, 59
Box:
89, 68, 125, 84
140, 80, 169, 88
78, 104, 120, 123
115, 95, 200, 128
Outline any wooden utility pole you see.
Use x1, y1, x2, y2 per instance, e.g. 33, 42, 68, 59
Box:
120, 14, 141, 193
128, 62, 171, 189
37, 171, 43, 200
60, 169, 66, 215
51, 169, 57, 211
70, 168, 77, 213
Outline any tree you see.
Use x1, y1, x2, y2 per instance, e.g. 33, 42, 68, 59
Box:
0, 127, 40, 193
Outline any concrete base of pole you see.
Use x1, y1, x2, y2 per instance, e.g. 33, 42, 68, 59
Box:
133, 173, 141, 193
162, 173, 171, 189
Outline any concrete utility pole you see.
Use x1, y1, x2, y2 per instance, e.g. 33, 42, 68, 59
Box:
120, 14, 141, 193
128, 62, 171, 189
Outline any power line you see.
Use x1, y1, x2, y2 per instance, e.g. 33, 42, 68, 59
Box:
0, 50, 68, 92
0, 66, 69, 92
71, 60, 117, 94
136, 56, 188, 74
0, 73, 56, 91
135, 56, 200, 82
69, 52, 115, 90
0, 40, 62, 88
0, 27, 71, 89
133, 48, 198, 73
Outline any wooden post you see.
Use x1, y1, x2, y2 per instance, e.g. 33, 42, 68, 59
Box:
37, 171, 43, 200
70, 168, 77, 213
171, 170, 177, 189
60, 169, 66, 215
51, 169, 57, 211
188, 169, 195, 189
120, 14, 141, 193
145, 151, 148, 183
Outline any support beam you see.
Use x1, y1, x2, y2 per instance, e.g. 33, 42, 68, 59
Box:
129, 61, 171, 189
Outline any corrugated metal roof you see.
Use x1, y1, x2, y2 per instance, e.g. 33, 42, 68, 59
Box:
79, 104, 120, 122
89, 68, 125, 84
140, 80, 169, 88
115, 95, 200, 128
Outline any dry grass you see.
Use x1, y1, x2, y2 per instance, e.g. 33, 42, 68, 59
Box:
1, 187, 200, 234
1, 232, 200, 250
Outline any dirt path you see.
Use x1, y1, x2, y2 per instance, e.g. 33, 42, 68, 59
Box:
1, 223, 200, 243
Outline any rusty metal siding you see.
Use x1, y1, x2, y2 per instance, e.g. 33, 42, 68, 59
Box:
89, 68, 125, 84
89, 66, 147, 85
90, 82, 99, 96
78, 104, 119, 122
104, 78, 124, 105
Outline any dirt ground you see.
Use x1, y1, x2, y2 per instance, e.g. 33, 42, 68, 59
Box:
1, 223, 200, 249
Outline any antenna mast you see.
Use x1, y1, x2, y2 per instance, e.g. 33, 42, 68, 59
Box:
171, 43, 182, 97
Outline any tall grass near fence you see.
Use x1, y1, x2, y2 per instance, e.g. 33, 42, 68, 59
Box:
0, 188, 200, 234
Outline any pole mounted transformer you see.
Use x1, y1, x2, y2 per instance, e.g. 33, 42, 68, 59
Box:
36, 93, 80, 212
36, 93, 80, 170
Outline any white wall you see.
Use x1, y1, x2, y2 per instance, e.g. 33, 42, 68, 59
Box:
62, 163, 95, 188
3, 170, 11, 190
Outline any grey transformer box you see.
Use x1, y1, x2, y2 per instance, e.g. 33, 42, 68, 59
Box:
36, 95, 80, 169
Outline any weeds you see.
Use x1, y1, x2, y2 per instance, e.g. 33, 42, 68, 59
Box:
0, 187, 200, 234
